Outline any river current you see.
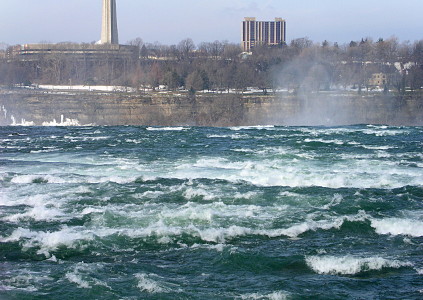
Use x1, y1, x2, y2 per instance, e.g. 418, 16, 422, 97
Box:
0, 125, 422, 299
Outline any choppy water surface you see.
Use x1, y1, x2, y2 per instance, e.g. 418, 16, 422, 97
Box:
1, 125, 422, 299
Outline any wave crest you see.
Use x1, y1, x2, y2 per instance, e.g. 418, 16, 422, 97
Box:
306, 255, 412, 275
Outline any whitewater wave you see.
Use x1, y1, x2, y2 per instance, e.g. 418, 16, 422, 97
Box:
207, 134, 248, 139
1, 125, 421, 298
0, 269, 54, 292
170, 156, 422, 189
3, 205, 64, 223
370, 218, 423, 237
65, 262, 111, 289
135, 273, 181, 294
146, 126, 189, 131
238, 291, 289, 300
8, 173, 137, 185
306, 255, 412, 275
304, 138, 345, 145
135, 273, 166, 293
230, 125, 275, 131
10, 174, 69, 184
0, 227, 96, 257
4, 143, 421, 189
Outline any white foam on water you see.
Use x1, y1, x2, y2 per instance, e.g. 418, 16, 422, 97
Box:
159, 203, 216, 223
4, 204, 64, 223
265, 217, 345, 239
366, 125, 389, 129
66, 272, 91, 289
322, 194, 343, 210
161, 215, 310, 243
370, 218, 423, 237
191, 225, 253, 243
279, 191, 301, 197
239, 291, 289, 300
232, 148, 258, 153
1, 226, 96, 257
1, 269, 54, 292
170, 153, 421, 189
208, 134, 248, 139
125, 138, 144, 144
1, 193, 43, 207
306, 255, 413, 275
80, 207, 107, 216
230, 125, 275, 131
361, 145, 396, 150
10, 174, 70, 184
183, 186, 218, 201
168, 201, 277, 226
9, 172, 137, 186
10, 199, 362, 246
94, 175, 137, 184
65, 262, 110, 289
234, 191, 259, 199
189, 157, 241, 170
304, 138, 345, 145
133, 190, 165, 200
262, 212, 369, 239
191, 243, 229, 252
146, 127, 189, 131
0, 191, 68, 223
135, 273, 169, 294
8, 134, 420, 189
63, 135, 110, 142
29, 149, 58, 154
362, 128, 407, 136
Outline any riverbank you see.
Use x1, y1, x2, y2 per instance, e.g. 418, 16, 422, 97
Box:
0, 88, 422, 126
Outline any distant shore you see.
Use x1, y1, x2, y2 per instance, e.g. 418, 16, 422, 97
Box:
0, 87, 422, 126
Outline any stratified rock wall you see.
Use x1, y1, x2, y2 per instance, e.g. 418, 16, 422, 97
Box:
0, 89, 422, 126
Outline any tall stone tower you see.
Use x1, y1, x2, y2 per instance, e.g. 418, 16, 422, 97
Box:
101, 0, 119, 44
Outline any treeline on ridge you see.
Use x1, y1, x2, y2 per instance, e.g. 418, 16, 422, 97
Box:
0, 37, 422, 94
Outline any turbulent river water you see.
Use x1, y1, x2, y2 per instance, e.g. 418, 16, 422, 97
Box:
0, 125, 422, 299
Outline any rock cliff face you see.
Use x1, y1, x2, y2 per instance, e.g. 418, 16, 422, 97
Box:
0, 89, 422, 126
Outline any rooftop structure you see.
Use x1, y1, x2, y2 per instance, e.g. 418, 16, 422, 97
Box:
242, 17, 286, 52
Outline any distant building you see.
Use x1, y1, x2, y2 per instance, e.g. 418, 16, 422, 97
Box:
242, 17, 286, 52
6, 0, 137, 62
369, 73, 388, 87
7, 43, 138, 62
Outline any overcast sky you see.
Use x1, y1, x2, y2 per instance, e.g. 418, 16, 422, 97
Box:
1, 0, 422, 47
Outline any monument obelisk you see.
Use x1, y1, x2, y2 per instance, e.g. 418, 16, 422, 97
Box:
101, 0, 119, 44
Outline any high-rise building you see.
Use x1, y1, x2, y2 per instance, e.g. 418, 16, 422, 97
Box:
242, 17, 286, 52
101, 0, 119, 44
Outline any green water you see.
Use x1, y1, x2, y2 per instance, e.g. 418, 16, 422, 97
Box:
0, 125, 422, 299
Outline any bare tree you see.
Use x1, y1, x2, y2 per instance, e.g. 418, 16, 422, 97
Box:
178, 38, 196, 60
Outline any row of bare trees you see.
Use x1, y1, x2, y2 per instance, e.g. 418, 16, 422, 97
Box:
0, 37, 422, 94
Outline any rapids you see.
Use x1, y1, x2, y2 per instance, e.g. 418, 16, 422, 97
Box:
1, 125, 422, 299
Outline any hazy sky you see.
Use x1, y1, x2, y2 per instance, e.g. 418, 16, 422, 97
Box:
1, 0, 422, 46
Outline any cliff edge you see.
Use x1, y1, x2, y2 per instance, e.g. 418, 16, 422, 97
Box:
0, 89, 422, 126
